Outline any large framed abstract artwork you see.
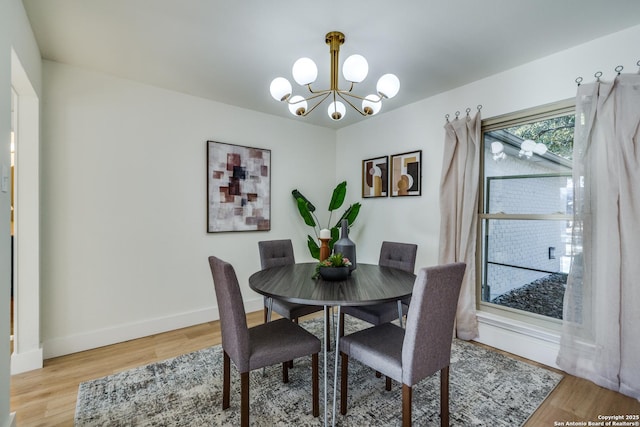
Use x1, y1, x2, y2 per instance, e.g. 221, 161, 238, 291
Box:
206, 141, 271, 232
390, 150, 422, 197
362, 156, 388, 198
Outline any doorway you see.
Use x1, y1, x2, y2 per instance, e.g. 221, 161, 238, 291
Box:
10, 87, 16, 353
10, 49, 42, 373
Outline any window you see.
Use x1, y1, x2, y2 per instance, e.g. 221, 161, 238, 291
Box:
479, 100, 574, 328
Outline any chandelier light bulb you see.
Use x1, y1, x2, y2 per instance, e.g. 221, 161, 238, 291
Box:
270, 77, 292, 101
491, 141, 506, 161
521, 139, 537, 152
362, 94, 382, 115
292, 57, 318, 86
491, 141, 504, 155
328, 101, 346, 121
534, 142, 548, 155
376, 73, 400, 99
519, 140, 536, 158
343, 54, 369, 83
288, 95, 307, 116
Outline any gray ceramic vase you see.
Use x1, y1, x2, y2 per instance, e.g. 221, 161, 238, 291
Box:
333, 219, 356, 273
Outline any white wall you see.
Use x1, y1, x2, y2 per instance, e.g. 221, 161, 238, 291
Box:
337, 24, 640, 366
40, 61, 336, 358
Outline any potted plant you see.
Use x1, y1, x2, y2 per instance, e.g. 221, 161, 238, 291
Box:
314, 253, 352, 281
292, 181, 361, 259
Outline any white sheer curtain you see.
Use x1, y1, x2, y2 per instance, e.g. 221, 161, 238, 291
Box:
439, 112, 480, 340
557, 73, 640, 400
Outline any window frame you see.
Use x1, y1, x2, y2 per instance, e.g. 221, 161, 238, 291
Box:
477, 99, 575, 330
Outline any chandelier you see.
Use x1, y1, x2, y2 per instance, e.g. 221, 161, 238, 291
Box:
269, 31, 400, 121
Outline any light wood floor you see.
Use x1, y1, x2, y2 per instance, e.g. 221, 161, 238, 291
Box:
10, 311, 640, 426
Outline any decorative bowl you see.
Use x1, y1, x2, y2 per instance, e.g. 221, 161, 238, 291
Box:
318, 266, 349, 281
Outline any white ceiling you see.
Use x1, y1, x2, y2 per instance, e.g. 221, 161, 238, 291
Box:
22, 0, 640, 129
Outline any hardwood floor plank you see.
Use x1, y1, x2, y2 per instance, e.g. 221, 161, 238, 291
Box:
10, 311, 639, 426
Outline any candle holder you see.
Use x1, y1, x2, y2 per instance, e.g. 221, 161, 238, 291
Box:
319, 238, 331, 261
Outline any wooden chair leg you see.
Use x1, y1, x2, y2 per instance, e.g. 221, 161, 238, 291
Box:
222, 351, 230, 409
441, 366, 449, 427
339, 312, 345, 338
376, 370, 382, 378
312, 353, 319, 417
282, 361, 289, 383
240, 372, 249, 427
340, 352, 348, 415
385, 376, 392, 391
402, 383, 412, 427
285, 318, 299, 368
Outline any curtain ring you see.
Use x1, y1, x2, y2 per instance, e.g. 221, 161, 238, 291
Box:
445, 113, 450, 122
477, 104, 482, 111
455, 111, 460, 120
466, 107, 471, 116
575, 76, 583, 86
594, 71, 603, 81
615, 65, 623, 75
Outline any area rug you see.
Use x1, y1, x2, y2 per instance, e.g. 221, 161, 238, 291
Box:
75, 317, 562, 426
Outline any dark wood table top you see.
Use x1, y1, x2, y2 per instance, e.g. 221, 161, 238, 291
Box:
249, 262, 416, 306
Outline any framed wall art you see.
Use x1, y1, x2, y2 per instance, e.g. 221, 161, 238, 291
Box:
362, 156, 389, 198
207, 141, 271, 232
390, 150, 422, 197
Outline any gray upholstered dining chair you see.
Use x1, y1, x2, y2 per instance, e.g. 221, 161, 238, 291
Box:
208, 256, 321, 427
339, 262, 466, 427
339, 241, 417, 336
259, 239, 331, 348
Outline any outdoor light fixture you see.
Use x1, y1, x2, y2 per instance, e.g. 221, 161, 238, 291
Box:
269, 31, 400, 121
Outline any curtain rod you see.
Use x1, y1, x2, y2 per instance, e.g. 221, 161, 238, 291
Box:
575, 60, 640, 86
445, 104, 482, 122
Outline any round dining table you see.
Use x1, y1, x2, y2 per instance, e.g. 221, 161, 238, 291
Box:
249, 262, 416, 427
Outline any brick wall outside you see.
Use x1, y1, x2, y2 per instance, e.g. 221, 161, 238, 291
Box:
483, 149, 571, 300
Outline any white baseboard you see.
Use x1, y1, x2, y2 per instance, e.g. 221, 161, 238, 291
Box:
2, 413, 16, 427
43, 297, 264, 359
11, 346, 43, 374
475, 312, 561, 369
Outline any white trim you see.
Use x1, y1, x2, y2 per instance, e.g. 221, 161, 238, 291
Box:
1, 413, 16, 427
474, 311, 561, 369
42, 297, 264, 359
10, 346, 43, 374
44, 307, 218, 359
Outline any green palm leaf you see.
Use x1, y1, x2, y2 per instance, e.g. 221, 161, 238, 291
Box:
307, 235, 320, 260
296, 197, 316, 227
334, 202, 361, 228
328, 181, 347, 211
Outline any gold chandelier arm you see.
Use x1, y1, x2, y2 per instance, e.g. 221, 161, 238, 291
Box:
337, 90, 383, 103
337, 92, 369, 117
306, 84, 330, 95
285, 90, 331, 105
301, 92, 332, 116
